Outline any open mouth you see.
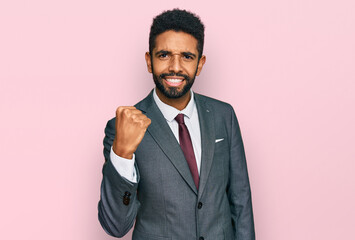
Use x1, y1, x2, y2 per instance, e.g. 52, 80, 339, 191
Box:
164, 78, 184, 87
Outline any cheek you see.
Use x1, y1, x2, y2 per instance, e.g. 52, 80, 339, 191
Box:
185, 64, 199, 76
152, 59, 168, 71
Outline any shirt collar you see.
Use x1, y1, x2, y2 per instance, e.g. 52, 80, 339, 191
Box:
153, 88, 196, 122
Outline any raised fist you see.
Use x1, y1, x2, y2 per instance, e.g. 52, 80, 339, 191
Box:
112, 106, 151, 159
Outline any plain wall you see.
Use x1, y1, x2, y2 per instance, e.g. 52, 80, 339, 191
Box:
1, 0, 354, 239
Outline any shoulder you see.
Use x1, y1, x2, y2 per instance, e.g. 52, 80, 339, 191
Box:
194, 92, 235, 115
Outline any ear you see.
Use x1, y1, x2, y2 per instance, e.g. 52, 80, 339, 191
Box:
145, 52, 152, 73
196, 55, 206, 76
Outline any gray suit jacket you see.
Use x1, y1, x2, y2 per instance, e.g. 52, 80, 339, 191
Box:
98, 91, 255, 240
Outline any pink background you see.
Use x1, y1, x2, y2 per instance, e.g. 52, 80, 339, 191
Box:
1, 0, 354, 239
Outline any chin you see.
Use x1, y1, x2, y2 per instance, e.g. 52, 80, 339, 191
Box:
162, 88, 187, 99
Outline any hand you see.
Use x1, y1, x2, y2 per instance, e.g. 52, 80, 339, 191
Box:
112, 106, 151, 159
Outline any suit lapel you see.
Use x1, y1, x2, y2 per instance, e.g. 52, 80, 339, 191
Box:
195, 94, 215, 199
136, 91, 198, 195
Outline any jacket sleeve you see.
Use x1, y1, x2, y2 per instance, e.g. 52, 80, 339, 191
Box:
98, 118, 140, 238
227, 107, 256, 240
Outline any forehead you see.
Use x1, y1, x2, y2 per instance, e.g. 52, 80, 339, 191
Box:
153, 30, 198, 53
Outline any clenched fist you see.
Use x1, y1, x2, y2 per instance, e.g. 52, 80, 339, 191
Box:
112, 106, 151, 159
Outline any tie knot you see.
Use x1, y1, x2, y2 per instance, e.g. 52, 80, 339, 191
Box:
175, 114, 185, 124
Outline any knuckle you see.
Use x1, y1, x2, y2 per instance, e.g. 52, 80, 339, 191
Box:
131, 114, 137, 120
138, 120, 145, 128
143, 119, 151, 128
116, 106, 129, 115
122, 108, 131, 116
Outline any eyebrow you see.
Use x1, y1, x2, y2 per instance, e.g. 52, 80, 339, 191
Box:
155, 50, 197, 58
155, 50, 169, 56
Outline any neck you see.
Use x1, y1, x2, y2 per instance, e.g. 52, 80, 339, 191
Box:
156, 89, 191, 111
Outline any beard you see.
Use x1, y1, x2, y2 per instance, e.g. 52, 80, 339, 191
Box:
152, 66, 198, 99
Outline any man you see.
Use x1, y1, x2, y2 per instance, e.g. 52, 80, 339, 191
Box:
98, 9, 255, 240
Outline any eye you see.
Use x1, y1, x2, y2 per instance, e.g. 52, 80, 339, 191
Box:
159, 53, 168, 59
183, 54, 194, 60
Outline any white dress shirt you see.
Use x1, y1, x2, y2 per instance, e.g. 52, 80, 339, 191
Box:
110, 88, 201, 183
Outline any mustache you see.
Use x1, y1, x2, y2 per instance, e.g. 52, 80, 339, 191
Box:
159, 73, 190, 81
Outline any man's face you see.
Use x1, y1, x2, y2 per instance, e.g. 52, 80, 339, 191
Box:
145, 30, 206, 99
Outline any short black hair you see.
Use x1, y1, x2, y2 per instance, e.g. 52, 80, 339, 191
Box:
149, 9, 205, 59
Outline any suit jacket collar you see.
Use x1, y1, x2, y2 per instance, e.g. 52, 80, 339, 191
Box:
135, 90, 216, 197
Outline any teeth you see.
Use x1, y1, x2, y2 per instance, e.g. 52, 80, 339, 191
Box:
166, 78, 183, 83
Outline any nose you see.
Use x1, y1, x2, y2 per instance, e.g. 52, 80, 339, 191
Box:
168, 55, 183, 73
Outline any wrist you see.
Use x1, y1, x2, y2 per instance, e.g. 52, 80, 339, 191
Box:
112, 143, 134, 159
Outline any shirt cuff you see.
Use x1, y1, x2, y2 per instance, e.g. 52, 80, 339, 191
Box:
110, 147, 137, 183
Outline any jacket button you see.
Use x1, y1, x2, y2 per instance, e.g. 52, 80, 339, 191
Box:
123, 191, 131, 205
123, 197, 130, 205
199, 237, 204, 240
197, 202, 203, 209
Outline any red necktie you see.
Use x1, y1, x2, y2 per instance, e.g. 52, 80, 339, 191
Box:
175, 114, 199, 189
